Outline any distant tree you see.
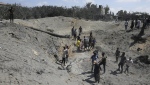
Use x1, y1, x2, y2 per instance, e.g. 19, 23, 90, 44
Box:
104, 5, 110, 15
86, 2, 92, 9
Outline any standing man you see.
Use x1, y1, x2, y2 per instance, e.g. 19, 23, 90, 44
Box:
115, 48, 120, 63
62, 47, 67, 66
71, 26, 75, 37
94, 61, 101, 83
90, 31, 92, 37
118, 52, 126, 73
8, 6, 14, 23
79, 26, 82, 35
99, 52, 107, 73
84, 36, 88, 51
91, 52, 98, 72
137, 19, 141, 29
130, 19, 134, 30
124, 19, 128, 31
65, 45, 70, 63
91, 38, 96, 49
74, 29, 77, 40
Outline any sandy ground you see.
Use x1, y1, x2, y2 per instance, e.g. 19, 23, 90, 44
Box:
0, 16, 150, 85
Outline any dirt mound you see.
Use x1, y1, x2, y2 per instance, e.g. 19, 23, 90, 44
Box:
1, 17, 150, 85
135, 55, 150, 64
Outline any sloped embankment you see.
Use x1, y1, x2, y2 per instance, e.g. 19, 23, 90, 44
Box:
0, 22, 74, 85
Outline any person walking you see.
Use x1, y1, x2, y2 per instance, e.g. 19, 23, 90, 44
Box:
93, 61, 101, 83
115, 48, 120, 63
130, 19, 134, 30
99, 52, 107, 73
8, 6, 14, 23
91, 38, 96, 49
124, 20, 128, 31
62, 47, 67, 66
76, 39, 81, 51
74, 29, 77, 40
124, 57, 133, 75
118, 52, 126, 73
79, 26, 82, 35
91, 52, 98, 72
90, 31, 92, 37
88, 36, 93, 49
84, 36, 88, 51
137, 19, 141, 29
71, 26, 74, 37
65, 45, 70, 63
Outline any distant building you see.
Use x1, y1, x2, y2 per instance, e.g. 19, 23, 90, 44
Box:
0, 2, 6, 5
99, 5, 105, 15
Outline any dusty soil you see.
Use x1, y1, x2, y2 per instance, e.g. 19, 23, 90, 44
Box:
0, 16, 150, 85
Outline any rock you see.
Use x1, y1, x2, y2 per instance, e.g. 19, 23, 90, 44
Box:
136, 55, 150, 64
47, 29, 54, 33
137, 48, 142, 51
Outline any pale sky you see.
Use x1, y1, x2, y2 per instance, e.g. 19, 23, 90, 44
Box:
0, 0, 150, 14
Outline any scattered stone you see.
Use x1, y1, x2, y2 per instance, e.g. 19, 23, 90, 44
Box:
135, 55, 150, 64
47, 29, 54, 33
137, 48, 142, 51
36, 70, 44, 75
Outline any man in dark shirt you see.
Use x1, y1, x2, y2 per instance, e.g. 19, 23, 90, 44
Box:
99, 52, 107, 73
8, 6, 14, 23
79, 26, 82, 35
115, 48, 120, 63
94, 62, 101, 83
118, 52, 126, 73
91, 52, 98, 72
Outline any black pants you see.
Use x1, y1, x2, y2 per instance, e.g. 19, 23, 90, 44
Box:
124, 65, 129, 73
116, 56, 119, 62
100, 63, 106, 73
91, 43, 95, 49
103, 63, 106, 73
74, 34, 76, 40
62, 58, 66, 65
91, 63, 94, 72
10, 14, 14, 23
118, 62, 124, 73
94, 73, 100, 83
66, 55, 68, 63
125, 25, 128, 30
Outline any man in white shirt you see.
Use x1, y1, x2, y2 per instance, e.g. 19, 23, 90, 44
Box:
124, 57, 133, 74
137, 20, 141, 29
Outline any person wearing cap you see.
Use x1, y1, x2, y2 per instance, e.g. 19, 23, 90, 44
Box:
124, 57, 133, 74
91, 52, 98, 72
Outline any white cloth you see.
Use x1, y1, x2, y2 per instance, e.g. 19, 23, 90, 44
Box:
62, 49, 67, 58
126, 59, 133, 66
137, 20, 141, 27
124, 21, 128, 26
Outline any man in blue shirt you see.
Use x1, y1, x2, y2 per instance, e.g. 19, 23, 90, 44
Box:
91, 52, 98, 72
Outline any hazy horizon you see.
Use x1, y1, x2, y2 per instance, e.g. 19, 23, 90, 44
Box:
0, 0, 150, 14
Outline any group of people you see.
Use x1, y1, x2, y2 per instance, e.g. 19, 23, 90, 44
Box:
115, 48, 133, 74
71, 26, 82, 40
90, 51, 107, 83
61, 45, 70, 66
89, 48, 134, 83
124, 18, 150, 31
72, 26, 96, 51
